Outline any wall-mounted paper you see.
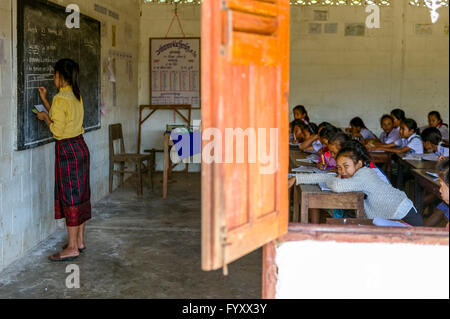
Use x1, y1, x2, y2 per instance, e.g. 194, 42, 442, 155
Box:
345, 23, 365, 36
309, 23, 322, 34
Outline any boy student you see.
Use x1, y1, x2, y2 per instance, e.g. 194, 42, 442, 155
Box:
421, 127, 449, 157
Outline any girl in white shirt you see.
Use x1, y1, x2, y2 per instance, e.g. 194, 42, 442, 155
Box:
347, 117, 376, 141
428, 111, 449, 140
377, 118, 424, 155
378, 114, 402, 144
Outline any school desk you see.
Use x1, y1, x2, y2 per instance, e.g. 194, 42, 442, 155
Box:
411, 169, 441, 216
394, 154, 438, 190
289, 149, 365, 223
295, 184, 366, 223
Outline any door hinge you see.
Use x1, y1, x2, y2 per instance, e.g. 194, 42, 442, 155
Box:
220, 226, 232, 276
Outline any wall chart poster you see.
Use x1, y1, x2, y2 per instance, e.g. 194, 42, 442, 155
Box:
150, 38, 201, 108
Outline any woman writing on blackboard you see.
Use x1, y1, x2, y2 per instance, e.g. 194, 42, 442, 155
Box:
37, 58, 91, 262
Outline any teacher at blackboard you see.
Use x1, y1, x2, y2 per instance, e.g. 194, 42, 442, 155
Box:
37, 58, 91, 262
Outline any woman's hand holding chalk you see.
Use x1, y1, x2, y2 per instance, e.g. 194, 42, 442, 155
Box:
38, 86, 47, 99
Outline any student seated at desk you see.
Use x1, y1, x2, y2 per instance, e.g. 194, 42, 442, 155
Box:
290, 119, 305, 145
390, 108, 407, 135
297, 122, 321, 152
329, 135, 390, 184
427, 111, 449, 140
293, 105, 310, 125
421, 127, 449, 157
345, 117, 376, 141
372, 118, 424, 155
289, 143, 424, 226
368, 114, 402, 147
316, 125, 340, 169
295, 121, 331, 152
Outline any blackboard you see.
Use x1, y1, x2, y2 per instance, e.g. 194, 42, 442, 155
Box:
17, 0, 101, 150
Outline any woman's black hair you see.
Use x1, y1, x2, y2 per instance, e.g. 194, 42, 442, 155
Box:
349, 117, 367, 129
328, 132, 352, 148
293, 105, 310, 123
391, 108, 406, 122
337, 140, 371, 166
421, 127, 442, 145
429, 111, 448, 127
437, 159, 449, 185
402, 118, 419, 134
380, 114, 393, 124
319, 125, 340, 139
54, 58, 81, 101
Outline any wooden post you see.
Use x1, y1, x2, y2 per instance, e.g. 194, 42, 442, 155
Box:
163, 132, 170, 199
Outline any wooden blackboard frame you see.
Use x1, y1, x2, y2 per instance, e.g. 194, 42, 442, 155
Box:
16, 0, 101, 151
149, 37, 201, 109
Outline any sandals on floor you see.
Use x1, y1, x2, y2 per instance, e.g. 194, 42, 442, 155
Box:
62, 244, 86, 253
48, 252, 79, 262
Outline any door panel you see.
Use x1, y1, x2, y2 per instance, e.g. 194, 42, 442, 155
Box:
202, 0, 290, 272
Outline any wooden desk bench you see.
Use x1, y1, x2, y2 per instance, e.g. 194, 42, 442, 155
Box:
292, 184, 365, 224
411, 168, 441, 216
394, 154, 437, 190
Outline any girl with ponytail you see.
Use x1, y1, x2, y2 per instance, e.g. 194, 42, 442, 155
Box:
36, 58, 91, 262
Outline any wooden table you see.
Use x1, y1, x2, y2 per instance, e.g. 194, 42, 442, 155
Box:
296, 184, 365, 223
289, 150, 365, 223
394, 154, 438, 190
411, 168, 441, 216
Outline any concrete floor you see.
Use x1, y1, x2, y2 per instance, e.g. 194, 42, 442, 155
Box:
0, 173, 261, 298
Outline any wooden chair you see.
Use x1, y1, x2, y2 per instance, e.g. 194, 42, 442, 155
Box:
109, 123, 153, 196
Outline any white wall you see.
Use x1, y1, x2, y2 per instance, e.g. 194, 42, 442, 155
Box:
276, 240, 449, 299
289, 2, 449, 135
139, 3, 201, 172
0, 0, 140, 272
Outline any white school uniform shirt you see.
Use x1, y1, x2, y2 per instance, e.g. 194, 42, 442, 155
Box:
437, 124, 449, 140
360, 128, 376, 140
312, 140, 322, 152
379, 128, 401, 145
400, 133, 424, 155
437, 142, 449, 157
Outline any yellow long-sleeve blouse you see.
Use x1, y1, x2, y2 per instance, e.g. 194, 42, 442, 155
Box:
49, 86, 85, 140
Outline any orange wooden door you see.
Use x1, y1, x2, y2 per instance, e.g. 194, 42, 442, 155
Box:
202, 0, 290, 272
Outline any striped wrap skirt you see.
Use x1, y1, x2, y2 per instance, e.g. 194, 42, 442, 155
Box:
55, 135, 92, 226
